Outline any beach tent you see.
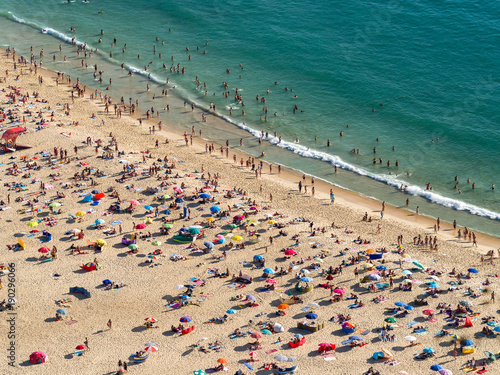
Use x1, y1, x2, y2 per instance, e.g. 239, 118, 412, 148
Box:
69, 286, 91, 298
29, 351, 47, 364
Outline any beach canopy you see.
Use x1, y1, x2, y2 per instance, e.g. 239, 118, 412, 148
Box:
29, 351, 47, 364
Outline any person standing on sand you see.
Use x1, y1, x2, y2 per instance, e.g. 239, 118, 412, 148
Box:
330, 189, 335, 203
107, 319, 112, 330
84, 337, 89, 350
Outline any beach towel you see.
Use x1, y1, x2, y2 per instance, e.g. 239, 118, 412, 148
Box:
323, 354, 336, 361
407, 321, 418, 327
265, 349, 277, 354
65, 320, 78, 325
477, 370, 488, 374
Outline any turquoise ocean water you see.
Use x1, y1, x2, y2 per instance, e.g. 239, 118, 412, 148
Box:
1, 1, 499, 236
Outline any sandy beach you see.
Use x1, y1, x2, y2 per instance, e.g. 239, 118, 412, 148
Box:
1, 51, 500, 375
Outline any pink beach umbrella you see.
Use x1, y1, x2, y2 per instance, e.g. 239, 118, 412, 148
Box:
129, 199, 140, 206
136, 223, 146, 229
284, 249, 296, 256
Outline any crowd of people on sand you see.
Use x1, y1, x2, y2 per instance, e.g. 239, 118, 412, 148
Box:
2, 49, 500, 375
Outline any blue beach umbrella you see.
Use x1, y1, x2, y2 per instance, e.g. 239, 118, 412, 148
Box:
253, 254, 264, 260
423, 348, 435, 354
404, 305, 414, 311
467, 268, 478, 274
144, 205, 153, 211
430, 364, 443, 371
210, 206, 221, 213
376, 265, 387, 271
305, 313, 318, 319
493, 326, 500, 333
56, 309, 68, 315
395, 302, 406, 307
95, 219, 105, 225
300, 277, 313, 283
226, 309, 237, 314
175, 197, 184, 203
263, 268, 275, 274
199, 193, 211, 199
204, 241, 214, 249
349, 336, 363, 341
462, 339, 474, 346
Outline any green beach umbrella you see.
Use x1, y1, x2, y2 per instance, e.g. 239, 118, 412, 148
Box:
152, 241, 161, 246
49, 202, 61, 207
128, 244, 138, 250
193, 371, 206, 375
163, 223, 173, 229
412, 261, 425, 270
385, 317, 397, 323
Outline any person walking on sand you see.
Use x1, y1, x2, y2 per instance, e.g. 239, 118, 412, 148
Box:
330, 189, 335, 204
84, 337, 89, 350
107, 319, 112, 330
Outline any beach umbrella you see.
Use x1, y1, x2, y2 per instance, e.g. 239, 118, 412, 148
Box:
277, 304, 289, 310
439, 370, 453, 375
333, 288, 345, 294
401, 270, 412, 275
95, 219, 105, 225
300, 269, 310, 274
376, 265, 387, 271
232, 235, 243, 241
147, 254, 156, 260
459, 300, 473, 308
430, 364, 443, 371
267, 219, 277, 224
366, 248, 376, 254
181, 295, 191, 300
82, 262, 97, 271
253, 254, 264, 260
144, 205, 154, 211
413, 261, 425, 269
261, 329, 272, 335
94, 192, 105, 199
199, 193, 211, 199
423, 347, 435, 354
129, 199, 140, 206
300, 277, 313, 282
103, 279, 112, 286
189, 227, 201, 234
76, 211, 86, 217
462, 339, 474, 346
145, 345, 158, 352
284, 249, 296, 256
428, 283, 440, 288
246, 294, 257, 301
249, 351, 258, 357
217, 358, 228, 364
151, 240, 161, 246
404, 305, 414, 311
206, 217, 215, 222
493, 326, 500, 333
385, 317, 397, 323
250, 332, 262, 339
313, 257, 324, 263
163, 223, 173, 229
210, 206, 220, 213
145, 317, 157, 322
250, 206, 258, 210
266, 279, 277, 284
56, 309, 68, 315
430, 275, 440, 281
263, 268, 275, 275
76, 345, 86, 350
349, 336, 363, 341
308, 302, 320, 307
160, 194, 171, 200
226, 309, 237, 314
128, 244, 138, 250
243, 363, 254, 371
173, 186, 183, 193
274, 355, 288, 362
27, 221, 38, 227
404, 336, 417, 342
294, 334, 304, 339
49, 202, 61, 207
449, 334, 461, 341
193, 371, 206, 375
204, 241, 214, 249
38, 247, 50, 253
91, 190, 100, 194
180, 316, 192, 323
145, 342, 158, 348
234, 215, 245, 221
422, 309, 435, 315
369, 274, 381, 281
306, 313, 318, 319
394, 302, 406, 307
136, 223, 146, 229
467, 268, 478, 274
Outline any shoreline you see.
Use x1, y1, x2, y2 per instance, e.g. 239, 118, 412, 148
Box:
8, 50, 500, 249
3, 47, 500, 375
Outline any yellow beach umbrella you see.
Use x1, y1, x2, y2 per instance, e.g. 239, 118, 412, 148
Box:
27, 221, 38, 227
206, 217, 215, 222
76, 211, 86, 217
96, 239, 107, 246
267, 220, 277, 225
232, 235, 243, 241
